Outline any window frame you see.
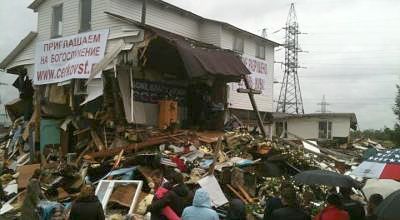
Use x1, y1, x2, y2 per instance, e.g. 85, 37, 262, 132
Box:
79, 0, 92, 32
318, 120, 332, 139
233, 36, 244, 53
51, 4, 63, 38
256, 44, 266, 59
95, 180, 143, 215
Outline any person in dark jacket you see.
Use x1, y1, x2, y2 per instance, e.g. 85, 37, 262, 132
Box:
270, 187, 311, 220
340, 188, 365, 220
226, 199, 246, 220
69, 185, 105, 220
263, 182, 292, 220
314, 194, 349, 220
366, 194, 383, 220
148, 171, 190, 219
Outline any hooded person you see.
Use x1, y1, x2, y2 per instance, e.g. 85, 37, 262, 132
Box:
226, 199, 246, 220
181, 188, 219, 220
69, 185, 105, 220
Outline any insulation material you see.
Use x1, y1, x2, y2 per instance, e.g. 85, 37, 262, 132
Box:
81, 79, 104, 105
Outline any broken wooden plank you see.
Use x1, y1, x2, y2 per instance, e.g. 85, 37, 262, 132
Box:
85, 132, 185, 159
227, 184, 248, 204
236, 184, 254, 203
208, 137, 223, 175
91, 130, 106, 151
73, 127, 90, 136
17, 164, 40, 189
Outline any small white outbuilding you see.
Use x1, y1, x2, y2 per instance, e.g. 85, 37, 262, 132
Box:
273, 113, 358, 141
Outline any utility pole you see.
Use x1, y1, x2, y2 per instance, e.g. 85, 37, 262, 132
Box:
276, 3, 305, 114
317, 95, 330, 113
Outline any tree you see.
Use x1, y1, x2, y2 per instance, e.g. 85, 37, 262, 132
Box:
392, 85, 400, 146
394, 85, 400, 123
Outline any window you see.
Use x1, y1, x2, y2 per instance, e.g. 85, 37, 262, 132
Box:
256, 44, 265, 59
318, 120, 332, 139
51, 4, 63, 38
276, 121, 287, 138
80, 0, 92, 32
233, 36, 244, 53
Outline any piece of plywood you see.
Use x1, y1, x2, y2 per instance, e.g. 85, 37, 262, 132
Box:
109, 184, 136, 207
17, 164, 40, 189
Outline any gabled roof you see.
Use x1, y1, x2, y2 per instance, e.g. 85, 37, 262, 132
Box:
28, 0, 280, 46
0, 32, 37, 70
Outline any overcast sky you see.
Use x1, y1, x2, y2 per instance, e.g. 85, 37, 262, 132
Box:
0, 0, 399, 130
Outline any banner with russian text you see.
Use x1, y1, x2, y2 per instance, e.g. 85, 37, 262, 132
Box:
34, 29, 109, 85
228, 54, 273, 112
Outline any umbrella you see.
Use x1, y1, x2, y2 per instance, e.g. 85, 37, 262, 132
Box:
294, 170, 360, 188
375, 189, 400, 220
351, 148, 400, 180
362, 179, 400, 199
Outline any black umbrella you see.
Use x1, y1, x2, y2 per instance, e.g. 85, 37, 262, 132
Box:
375, 189, 400, 220
294, 170, 360, 188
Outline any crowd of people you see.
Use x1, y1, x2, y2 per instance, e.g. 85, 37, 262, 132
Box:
19, 169, 384, 220
263, 182, 383, 220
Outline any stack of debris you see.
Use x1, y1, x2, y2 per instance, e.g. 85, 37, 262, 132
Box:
0, 87, 380, 219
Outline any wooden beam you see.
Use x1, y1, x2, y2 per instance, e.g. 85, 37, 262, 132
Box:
85, 132, 185, 159
242, 76, 267, 138
227, 184, 248, 204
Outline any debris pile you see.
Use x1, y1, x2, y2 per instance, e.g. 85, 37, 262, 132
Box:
1, 112, 373, 220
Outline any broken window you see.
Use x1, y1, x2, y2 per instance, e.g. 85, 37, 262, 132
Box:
95, 180, 143, 215
318, 120, 332, 139
80, 0, 92, 32
256, 44, 265, 59
233, 36, 244, 53
51, 4, 63, 38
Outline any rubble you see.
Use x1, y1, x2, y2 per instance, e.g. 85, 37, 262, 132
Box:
1, 110, 384, 219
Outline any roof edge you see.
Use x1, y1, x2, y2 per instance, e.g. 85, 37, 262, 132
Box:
0, 32, 38, 70
153, 0, 280, 46
28, 0, 44, 12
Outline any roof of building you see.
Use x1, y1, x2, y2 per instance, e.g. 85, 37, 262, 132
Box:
0, 32, 37, 70
273, 112, 358, 129
28, 0, 280, 46
105, 12, 250, 80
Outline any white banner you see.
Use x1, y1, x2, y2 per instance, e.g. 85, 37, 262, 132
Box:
34, 29, 109, 85
230, 55, 268, 95
228, 54, 273, 112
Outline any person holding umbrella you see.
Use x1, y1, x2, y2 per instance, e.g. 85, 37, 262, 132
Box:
366, 194, 383, 220
374, 189, 400, 220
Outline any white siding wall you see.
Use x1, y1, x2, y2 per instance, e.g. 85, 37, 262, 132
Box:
283, 116, 351, 139
287, 118, 319, 139
221, 28, 234, 50
7, 39, 37, 70
199, 22, 221, 46
331, 117, 351, 137
146, 1, 200, 40
222, 28, 275, 112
